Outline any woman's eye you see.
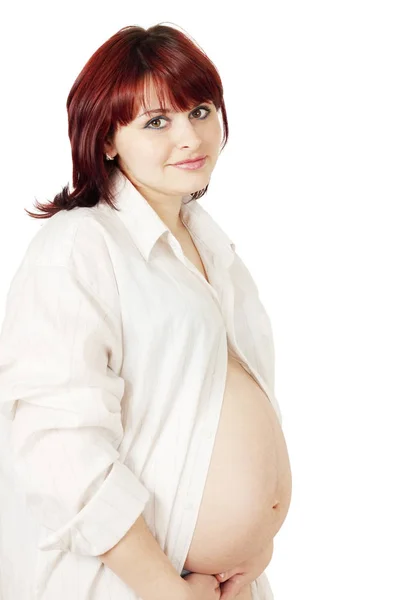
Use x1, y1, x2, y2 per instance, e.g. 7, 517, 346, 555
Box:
145, 106, 210, 130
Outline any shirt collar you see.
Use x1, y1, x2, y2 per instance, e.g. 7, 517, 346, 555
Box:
108, 169, 236, 268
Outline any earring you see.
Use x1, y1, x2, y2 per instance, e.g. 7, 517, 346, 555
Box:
105, 153, 114, 161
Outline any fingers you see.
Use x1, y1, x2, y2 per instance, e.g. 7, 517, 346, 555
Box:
235, 583, 253, 600
219, 577, 243, 600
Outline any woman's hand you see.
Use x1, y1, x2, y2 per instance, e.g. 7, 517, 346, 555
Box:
182, 572, 221, 600
214, 541, 274, 600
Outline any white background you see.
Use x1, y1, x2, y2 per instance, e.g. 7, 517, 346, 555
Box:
0, 1, 399, 599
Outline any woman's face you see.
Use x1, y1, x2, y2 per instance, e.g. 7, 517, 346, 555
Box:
104, 79, 223, 203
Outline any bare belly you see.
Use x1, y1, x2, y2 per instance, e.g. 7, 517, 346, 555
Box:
182, 348, 292, 574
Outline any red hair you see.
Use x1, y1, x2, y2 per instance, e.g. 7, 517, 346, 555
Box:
25, 23, 229, 220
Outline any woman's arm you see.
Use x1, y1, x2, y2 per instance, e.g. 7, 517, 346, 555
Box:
99, 514, 189, 600
0, 263, 188, 599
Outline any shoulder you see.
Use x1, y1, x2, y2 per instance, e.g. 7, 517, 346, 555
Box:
21, 207, 102, 267
17, 205, 122, 316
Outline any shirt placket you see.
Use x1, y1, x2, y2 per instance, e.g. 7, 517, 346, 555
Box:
209, 254, 270, 397
171, 233, 270, 400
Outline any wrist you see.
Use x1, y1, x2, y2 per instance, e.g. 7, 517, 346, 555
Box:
178, 579, 195, 600
147, 575, 190, 600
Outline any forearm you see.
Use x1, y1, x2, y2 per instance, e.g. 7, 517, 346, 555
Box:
99, 514, 188, 600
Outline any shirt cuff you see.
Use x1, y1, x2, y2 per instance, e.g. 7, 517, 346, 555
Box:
38, 460, 151, 556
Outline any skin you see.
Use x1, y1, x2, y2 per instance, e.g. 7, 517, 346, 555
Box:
103, 77, 223, 237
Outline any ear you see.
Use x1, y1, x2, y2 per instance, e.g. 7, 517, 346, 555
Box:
104, 130, 118, 154
103, 140, 113, 155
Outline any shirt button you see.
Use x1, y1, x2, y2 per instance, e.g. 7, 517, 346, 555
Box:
185, 502, 195, 510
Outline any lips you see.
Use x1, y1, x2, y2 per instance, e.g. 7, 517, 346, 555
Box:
173, 155, 206, 165
172, 157, 206, 170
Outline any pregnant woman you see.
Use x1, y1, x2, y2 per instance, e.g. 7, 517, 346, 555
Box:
167, 222, 292, 600
0, 23, 291, 600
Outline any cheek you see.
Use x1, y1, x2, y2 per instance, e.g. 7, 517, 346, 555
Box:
141, 140, 166, 160
122, 144, 164, 169
208, 121, 223, 145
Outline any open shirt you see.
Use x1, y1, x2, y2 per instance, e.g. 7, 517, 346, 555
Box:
0, 168, 281, 599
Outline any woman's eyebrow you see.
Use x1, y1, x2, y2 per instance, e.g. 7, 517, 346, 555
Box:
138, 102, 208, 118
138, 107, 174, 118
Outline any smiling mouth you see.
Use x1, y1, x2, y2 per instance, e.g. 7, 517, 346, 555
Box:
173, 155, 207, 166
172, 157, 207, 170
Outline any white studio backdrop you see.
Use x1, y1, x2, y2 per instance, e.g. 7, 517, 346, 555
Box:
0, 1, 399, 599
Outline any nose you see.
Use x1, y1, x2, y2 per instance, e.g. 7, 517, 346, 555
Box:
174, 119, 202, 148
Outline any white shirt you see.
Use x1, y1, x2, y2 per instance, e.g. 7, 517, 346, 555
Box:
0, 169, 281, 600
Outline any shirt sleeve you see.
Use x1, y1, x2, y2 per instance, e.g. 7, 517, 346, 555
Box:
0, 262, 151, 556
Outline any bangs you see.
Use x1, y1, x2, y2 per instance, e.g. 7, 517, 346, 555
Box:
111, 62, 220, 129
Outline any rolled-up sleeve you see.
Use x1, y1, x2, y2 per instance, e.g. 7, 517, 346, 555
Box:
0, 262, 151, 556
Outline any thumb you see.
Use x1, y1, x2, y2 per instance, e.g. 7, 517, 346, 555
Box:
216, 571, 239, 583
